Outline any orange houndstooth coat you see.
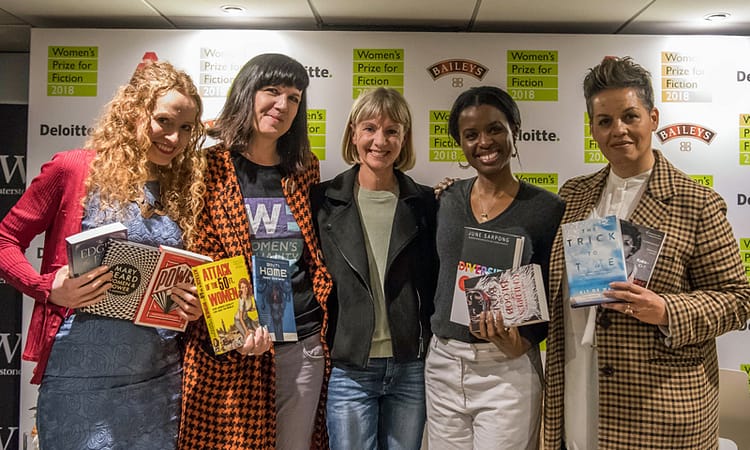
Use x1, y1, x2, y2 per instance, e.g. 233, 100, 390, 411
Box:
178, 144, 332, 449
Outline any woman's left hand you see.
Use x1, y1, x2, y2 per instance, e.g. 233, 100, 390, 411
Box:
601, 281, 668, 325
470, 311, 530, 358
170, 282, 203, 322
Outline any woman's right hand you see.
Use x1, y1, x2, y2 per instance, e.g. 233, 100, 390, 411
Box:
471, 311, 531, 358
236, 326, 272, 356
48, 265, 112, 309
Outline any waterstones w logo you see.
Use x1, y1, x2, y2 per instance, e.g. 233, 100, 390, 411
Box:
427, 59, 489, 81
656, 123, 717, 145
0, 155, 26, 185
0, 428, 17, 450
0, 333, 22, 365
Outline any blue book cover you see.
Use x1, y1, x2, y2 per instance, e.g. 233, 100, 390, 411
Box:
251, 255, 297, 342
562, 215, 627, 308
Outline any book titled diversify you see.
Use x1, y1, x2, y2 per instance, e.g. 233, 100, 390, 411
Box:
450, 227, 525, 326
463, 263, 549, 332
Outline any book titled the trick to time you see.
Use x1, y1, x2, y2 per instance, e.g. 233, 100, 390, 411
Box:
562, 215, 628, 308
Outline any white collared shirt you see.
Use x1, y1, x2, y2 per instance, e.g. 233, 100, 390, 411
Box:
563, 168, 651, 450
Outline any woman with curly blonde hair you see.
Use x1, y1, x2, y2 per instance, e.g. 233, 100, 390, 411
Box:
0, 60, 206, 449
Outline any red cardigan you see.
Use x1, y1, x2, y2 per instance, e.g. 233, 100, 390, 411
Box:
0, 149, 94, 384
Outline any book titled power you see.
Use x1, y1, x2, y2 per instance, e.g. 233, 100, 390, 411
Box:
562, 215, 627, 308
463, 263, 549, 332
252, 255, 297, 342
65, 222, 127, 278
449, 227, 525, 326
192, 255, 251, 355
80, 238, 160, 320
133, 246, 212, 332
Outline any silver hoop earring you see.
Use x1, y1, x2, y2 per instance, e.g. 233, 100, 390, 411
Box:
458, 160, 471, 169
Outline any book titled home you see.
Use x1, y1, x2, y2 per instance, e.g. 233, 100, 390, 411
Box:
65, 222, 127, 278
251, 255, 297, 342
192, 255, 252, 355
463, 263, 549, 332
80, 238, 160, 320
562, 215, 627, 308
619, 219, 666, 288
450, 227, 525, 326
133, 246, 212, 332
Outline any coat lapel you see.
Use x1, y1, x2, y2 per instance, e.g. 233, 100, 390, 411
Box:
211, 147, 254, 259
628, 150, 674, 231
323, 167, 371, 287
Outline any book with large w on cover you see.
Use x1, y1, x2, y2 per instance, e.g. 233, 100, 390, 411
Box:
619, 219, 666, 288
463, 263, 549, 332
79, 238, 160, 320
65, 222, 127, 278
562, 215, 627, 308
450, 227, 525, 326
192, 255, 252, 355
133, 245, 212, 332
251, 255, 297, 342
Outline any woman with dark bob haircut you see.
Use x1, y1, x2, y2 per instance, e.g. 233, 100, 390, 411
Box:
179, 53, 333, 450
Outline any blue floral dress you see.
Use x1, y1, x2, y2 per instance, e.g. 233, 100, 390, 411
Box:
38, 182, 183, 450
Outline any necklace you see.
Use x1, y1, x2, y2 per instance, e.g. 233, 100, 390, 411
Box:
477, 190, 505, 223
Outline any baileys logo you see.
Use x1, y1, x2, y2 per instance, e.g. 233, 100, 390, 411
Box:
427, 59, 489, 80
656, 123, 717, 145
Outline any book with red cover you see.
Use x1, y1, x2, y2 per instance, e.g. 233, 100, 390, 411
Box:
133, 245, 212, 331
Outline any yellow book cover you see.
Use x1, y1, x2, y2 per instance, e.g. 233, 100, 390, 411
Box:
192, 254, 258, 355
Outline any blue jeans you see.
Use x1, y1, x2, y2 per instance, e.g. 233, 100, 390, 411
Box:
327, 358, 426, 450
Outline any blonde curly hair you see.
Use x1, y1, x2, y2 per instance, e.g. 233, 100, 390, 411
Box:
84, 61, 206, 247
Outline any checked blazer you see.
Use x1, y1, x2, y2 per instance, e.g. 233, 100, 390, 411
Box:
543, 150, 750, 450
178, 145, 333, 450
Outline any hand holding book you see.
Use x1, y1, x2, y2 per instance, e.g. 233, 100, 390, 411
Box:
470, 311, 531, 358
48, 264, 113, 310
164, 282, 203, 323
235, 325, 272, 356
600, 281, 670, 326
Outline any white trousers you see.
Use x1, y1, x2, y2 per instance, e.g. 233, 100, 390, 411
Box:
424, 336, 542, 450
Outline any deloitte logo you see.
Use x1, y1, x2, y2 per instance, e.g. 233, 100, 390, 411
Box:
516, 129, 558, 142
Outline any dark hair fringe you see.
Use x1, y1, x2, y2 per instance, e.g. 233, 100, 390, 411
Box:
208, 53, 311, 175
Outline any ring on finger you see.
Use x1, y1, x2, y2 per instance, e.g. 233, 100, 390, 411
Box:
625, 304, 634, 315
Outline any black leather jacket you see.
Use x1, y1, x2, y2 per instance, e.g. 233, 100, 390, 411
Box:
311, 166, 437, 368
